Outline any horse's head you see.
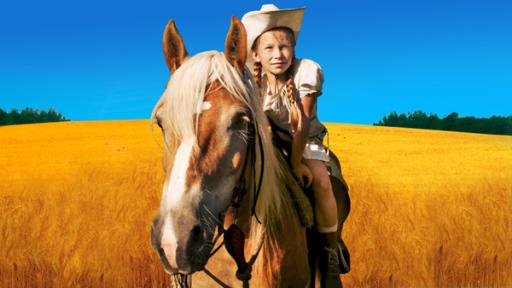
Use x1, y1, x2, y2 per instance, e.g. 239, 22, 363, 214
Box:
150, 17, 259, 274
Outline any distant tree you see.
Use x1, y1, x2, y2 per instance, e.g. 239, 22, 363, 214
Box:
458, 116, 476, 133
507, 116, 512, 135
375, 110, 512, 136
488, 116, 507, 135
7, 109, 19, 124
376, 110, 439, 129
0, 107, 69, 126
427, 113, 442, 130
376, 112, 399, 126
442, 112, 459, 131
0, 109, 7, 125
409, 110, 428, 128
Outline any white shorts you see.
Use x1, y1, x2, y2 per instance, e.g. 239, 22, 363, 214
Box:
303, 138, 330, 162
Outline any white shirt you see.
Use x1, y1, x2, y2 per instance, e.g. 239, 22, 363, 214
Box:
262, 58, 327, 140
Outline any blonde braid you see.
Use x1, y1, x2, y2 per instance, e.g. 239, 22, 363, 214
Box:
286, 65, 299, 132
253, 61, 263, 101
286, 68, 295, 105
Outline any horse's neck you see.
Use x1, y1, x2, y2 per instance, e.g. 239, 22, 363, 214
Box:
229, 187, 310, 286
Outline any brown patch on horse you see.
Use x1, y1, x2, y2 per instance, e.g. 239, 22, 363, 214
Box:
163, 20, 188, 73
224, 16, 247, 74
184, 80, 246, 185
232, 152, 241, 168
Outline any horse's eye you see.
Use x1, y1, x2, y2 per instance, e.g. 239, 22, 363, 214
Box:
229, 113, 251, 130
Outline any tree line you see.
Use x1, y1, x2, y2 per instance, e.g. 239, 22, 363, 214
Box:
374, 111, 512, 136
0, 108, 69, 126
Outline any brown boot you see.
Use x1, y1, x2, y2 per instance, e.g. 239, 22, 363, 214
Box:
319, 232, 343, 288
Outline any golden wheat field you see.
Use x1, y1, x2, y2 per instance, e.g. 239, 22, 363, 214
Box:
0, 120, 511, 287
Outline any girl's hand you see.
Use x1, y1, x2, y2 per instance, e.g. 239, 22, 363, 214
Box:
293, 163, 313, 188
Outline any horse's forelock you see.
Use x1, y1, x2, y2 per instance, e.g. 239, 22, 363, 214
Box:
162, 53, 257, 129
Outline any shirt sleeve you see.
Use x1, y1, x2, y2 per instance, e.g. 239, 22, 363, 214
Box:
294, 59, 324, 98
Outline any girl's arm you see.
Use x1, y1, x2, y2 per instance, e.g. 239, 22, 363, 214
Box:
290, 93, 319, 187
301, 92, 320, 118
291, 92, 319, 168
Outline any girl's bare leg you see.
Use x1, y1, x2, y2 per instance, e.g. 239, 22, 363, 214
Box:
304, 158, 337, 229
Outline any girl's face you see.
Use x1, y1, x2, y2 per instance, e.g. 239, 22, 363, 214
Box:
253, 29, 295, 76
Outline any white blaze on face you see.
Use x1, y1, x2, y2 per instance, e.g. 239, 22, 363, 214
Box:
159, 137, 195, 265
165, 137, 195, 209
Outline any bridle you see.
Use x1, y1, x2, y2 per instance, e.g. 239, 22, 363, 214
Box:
171, 109, 267, 288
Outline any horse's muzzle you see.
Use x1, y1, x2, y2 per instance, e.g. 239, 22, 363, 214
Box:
152, 219, 214, 274
174, 224, 214, 273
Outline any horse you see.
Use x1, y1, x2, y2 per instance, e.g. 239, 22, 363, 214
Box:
150, 17, 350, 287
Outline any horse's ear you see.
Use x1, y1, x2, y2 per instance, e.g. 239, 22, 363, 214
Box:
224, 16, 247, 74
163, 20, 188, 73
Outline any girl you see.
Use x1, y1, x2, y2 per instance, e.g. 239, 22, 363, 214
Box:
242, 4, 342, 287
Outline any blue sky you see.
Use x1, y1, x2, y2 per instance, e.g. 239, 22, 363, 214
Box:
0, 0, 511, 124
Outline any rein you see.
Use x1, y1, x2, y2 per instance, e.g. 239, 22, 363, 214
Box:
172, 117, 266, 288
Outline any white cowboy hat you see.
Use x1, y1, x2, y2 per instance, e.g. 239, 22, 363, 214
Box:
241, 4, 304, 65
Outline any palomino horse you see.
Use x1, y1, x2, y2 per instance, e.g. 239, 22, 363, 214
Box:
150, 17, 350, 287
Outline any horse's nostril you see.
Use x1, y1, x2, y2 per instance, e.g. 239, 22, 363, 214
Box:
185, 225, 213, 270
185, 225, 205, 256
191, 225, 202, 240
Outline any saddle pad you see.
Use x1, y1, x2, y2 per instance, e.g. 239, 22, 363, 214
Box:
273, 146, 314, 228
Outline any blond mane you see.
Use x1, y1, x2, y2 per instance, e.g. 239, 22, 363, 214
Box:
151, 51, 299, 285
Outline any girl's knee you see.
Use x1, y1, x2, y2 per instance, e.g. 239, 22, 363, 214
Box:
314, 177, 333, 197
